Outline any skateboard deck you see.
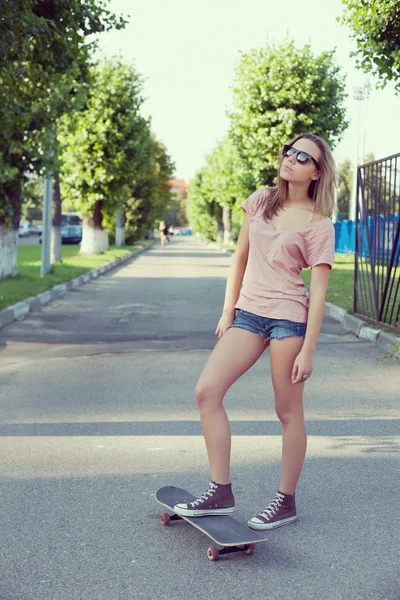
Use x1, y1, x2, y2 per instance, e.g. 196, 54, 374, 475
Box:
155, 486, 268, 560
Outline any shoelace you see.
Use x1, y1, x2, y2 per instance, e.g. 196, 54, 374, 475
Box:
260, 492, 285, 520
192, 482, 217, 506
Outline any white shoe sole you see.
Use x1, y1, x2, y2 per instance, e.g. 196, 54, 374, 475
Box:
247, 515, 297, 530
174, 505, 235, 517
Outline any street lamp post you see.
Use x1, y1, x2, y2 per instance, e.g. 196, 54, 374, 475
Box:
41, 126, 56, 276
349, 81, 371, 221
40, 173, 53, 276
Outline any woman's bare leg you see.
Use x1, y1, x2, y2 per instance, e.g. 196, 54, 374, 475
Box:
269, 336, 307, 495
195, 327, 268, 484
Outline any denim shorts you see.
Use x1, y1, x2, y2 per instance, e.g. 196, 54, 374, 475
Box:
228, 309, 307, 341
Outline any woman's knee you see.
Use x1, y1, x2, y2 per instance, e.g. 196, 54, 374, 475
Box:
275, 397, 304, 424
194, 381, 211, 404
194, 381, 221, 411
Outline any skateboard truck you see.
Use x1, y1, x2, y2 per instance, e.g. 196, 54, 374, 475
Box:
206, 543, 256, 561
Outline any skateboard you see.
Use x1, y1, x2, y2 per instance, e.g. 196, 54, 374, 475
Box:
155, 486, 268, 561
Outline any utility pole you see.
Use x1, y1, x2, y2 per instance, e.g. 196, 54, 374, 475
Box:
349, 80, 371, 222
40, 173, 53, 275
41, 126, 56, 276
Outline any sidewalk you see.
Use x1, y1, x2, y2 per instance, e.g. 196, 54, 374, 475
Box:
0, 237, 398, 600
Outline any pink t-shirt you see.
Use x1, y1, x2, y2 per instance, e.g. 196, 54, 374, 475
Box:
235, 187, 335, 323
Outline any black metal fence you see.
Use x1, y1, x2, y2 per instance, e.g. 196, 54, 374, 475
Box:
355, 153, 400, 330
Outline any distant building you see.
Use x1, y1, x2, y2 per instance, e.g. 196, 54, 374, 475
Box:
168, 179, 187, 200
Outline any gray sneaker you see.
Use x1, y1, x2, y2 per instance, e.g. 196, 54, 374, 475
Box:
174, 482, 235, 517
248, 491, 297, 530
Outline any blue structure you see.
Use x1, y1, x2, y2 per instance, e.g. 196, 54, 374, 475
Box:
334, 216, 400, 264
334, 220, 355, 254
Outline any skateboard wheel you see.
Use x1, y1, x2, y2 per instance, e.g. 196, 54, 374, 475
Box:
160, 513, 170, 526
244, 543, 256, 555
207, 546, 220, 561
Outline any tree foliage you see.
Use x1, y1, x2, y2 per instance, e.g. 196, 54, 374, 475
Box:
186, 172, 219, 241
0, 1, 127, 229
337, 159, 353, 219
199, 136, 253, 242
361, 152, 393, 209
163, 196, 188, 228
201, 136, 253, 211
187, 39, 349, 241
123, 137, 175, 239
228, 38, 349, 186
186, 136, 250, 243
59, 59, 149, 225
339, 0, 400, 91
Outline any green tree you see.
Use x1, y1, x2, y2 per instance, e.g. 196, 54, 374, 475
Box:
163, 194, 188, 228
123, 137, 175, 241
337, 159, 353, 219
339, 0, 400, 91
229, 38, 349, 187
201, 136, 253, 243
59, 59, 150, 253
0, 0, 127, 277
360, 152, 393, 211
186, 172, 219, 241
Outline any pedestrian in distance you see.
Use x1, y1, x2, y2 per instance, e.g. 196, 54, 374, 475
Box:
174, 133, 336, 530
159, 220, 170, 247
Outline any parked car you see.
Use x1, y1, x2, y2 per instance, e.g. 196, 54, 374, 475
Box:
39, 212, 83, 245
18, 220, 42, 237
39, 224, 82, 245
60, 224, 82, 244
18, 222, 29, 237
62, 213, 82, 227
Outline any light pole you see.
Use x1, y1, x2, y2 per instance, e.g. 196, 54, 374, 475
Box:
41, 127, 56, 276
40, 173, 53, 276
349, 80, 371, 221
362, 79, 372, 162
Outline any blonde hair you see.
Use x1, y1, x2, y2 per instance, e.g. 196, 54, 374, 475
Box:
262, 133, 337, 220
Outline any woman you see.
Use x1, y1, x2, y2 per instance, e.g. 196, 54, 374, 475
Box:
159, 221, 169, 247
174, 133, 336, 530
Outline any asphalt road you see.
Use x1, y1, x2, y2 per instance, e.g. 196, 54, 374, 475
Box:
0, 237, 399, 600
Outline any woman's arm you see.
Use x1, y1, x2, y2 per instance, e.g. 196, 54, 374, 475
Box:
222, 213, 251, 312
216, 212, 251, 338
303, 264, 331, 353
291, 263, 331, 383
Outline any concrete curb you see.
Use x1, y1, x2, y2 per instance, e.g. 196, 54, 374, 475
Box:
323, 303, 399, 356
0, 241, 156, 332
203, 240, 400, 359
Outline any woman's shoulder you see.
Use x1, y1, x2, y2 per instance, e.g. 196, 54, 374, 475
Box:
255, 186, 273, 200
242, 187, 271, 215
302, 216, 335, 242
314, 216, 335, 231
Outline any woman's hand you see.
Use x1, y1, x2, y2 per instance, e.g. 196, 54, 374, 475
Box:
292, 348, 314, 385
215, 309, 236, 340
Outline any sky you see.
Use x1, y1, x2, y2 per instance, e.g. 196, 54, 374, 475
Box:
96, 0, 400, 181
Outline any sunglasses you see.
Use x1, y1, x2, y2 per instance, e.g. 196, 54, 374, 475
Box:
282, 144, 321, 170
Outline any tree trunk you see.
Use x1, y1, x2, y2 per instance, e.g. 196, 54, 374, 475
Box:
222, 205, 232, 245
103, 228, 109, 251
80, 201, 108, 254
0, 226, 18, 278
115, 206, 125, 247
51, 173, 62, 264
0, 181, 22, 278
215, 213, 224, 243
